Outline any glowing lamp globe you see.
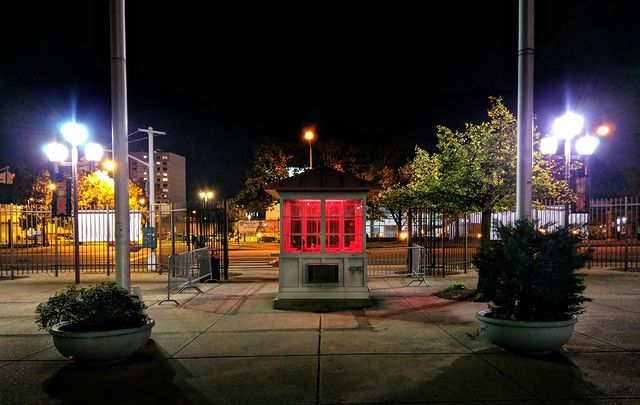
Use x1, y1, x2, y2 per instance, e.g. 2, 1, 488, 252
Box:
84, 143, 104, 162
575, 135, 600, 155
60, 122, 89, 146
44, 143, 69, 162
540, 136, 558, 155
552, 112, 584, 139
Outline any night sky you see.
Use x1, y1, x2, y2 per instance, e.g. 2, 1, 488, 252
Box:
1, 1, 639, 199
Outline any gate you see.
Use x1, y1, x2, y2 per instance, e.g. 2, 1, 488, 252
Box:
409, 209, 479, 277
586, 197, 640, 270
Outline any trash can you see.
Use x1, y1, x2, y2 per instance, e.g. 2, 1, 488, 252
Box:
210, 252, 221, 281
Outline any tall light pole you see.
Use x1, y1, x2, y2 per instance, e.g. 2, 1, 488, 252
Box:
516, 0, 534, 220
111, 0, 131, 291
541, 112, 600, 227
45, 122, 103, 284
304, 130, 315, 168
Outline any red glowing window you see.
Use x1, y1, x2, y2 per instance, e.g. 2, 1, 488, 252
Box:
283, 199, 321, 253
283, 198, 363, 253
325, 199, 363, 252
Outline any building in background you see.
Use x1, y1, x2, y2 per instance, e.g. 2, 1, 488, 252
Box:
129, 151, 186, 209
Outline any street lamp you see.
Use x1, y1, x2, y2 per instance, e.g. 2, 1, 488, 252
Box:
541, 112, 600, 227
199, 191, 214, 204
44, 122, 103, 284
304, 130, 315, 168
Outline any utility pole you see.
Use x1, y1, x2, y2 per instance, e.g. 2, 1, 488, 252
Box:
110, 0, 130, 291
516, 0, 534, 220
137, 127, 166, 270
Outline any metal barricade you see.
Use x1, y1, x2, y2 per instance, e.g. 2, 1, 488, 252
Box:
367, 246, 429, 286
159, 248, 215, 305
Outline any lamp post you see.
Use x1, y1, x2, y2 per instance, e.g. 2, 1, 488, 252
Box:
199, 191, 214, 205
45, 122, 103, 284
541, 112, 600, 227
304, 130, 315, 168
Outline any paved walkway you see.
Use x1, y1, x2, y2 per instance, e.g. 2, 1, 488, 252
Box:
0, 269, 639, 404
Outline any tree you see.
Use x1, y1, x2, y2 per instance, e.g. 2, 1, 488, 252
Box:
30, 169, 53, 207
409, 97, 571, 295
78, 170, 146, 211
235, 139, 292, 216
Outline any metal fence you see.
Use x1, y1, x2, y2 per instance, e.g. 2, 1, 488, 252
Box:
408, 197, 640, 275
367, 246, 430, 285
0, 200, 228, 278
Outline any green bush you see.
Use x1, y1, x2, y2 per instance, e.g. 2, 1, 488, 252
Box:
472, 219, 591, 322
35, 283, 149, 332
443, 281, 467, 292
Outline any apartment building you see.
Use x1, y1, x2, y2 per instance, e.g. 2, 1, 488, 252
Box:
129, 151, 186, 209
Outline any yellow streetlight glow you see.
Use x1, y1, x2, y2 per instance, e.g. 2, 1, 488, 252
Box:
399, 231, 408, 240
48, 183, 57, 191
103, 160, 116, 171
199, 191, 214, 203
304, 130, 314, 141
597, 125, 610, 136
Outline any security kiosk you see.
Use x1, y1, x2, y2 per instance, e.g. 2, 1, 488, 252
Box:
265, 166, 380, 309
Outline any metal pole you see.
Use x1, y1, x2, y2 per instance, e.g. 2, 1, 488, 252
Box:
516, 0, 534, 220
565, 138, 571, 227
308, 139, 313, 168
464, 213, 468, 274
71, 145, 81, 284
223, 199, 229, 280
148, 126, 156, 270
110, 0, 131, 291
106, 205, 111, 276
624, 196, 629, 271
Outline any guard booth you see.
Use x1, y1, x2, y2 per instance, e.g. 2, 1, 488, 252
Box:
265, 166, 380, 309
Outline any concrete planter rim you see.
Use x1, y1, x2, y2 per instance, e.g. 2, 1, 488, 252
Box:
50, 319, 155, 337
476, 309, 578, 326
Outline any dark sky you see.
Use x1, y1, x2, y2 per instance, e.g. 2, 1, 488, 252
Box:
1, 1, 639, 199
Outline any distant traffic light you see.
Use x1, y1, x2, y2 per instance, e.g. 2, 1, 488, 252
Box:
0, 170, 15, 184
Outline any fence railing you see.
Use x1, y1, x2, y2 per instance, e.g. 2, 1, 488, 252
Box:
409, 196, 640, 273
367, 246, 430, 285
0, 202, 228, 278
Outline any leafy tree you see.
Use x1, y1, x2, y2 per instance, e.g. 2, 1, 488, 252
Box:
29, 169, 53, 207
373, 164, 414, 231
409, 97, 571, 295
235, 139, 292, 216
78, 170, 146, 211
412, 97, 570, 236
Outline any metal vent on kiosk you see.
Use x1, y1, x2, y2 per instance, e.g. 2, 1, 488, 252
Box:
307, 263, 339, 283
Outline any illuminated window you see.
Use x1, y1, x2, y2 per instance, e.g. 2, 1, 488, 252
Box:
283, 198, 363, 253
325, 199, 363, 252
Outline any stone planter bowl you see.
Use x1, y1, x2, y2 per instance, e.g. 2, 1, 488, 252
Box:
50, 319, 155, 364
476, 310, 576, 354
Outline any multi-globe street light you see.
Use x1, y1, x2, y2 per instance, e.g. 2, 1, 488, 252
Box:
44, 122, 103, 284
540, 112, 600, 227
199, 191, 214, 204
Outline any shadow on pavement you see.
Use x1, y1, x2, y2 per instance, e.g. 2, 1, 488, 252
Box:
43, 340, 198, 404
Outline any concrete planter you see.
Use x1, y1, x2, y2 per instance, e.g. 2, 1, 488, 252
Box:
50, 319, 155, 364
476, 310, 576, 354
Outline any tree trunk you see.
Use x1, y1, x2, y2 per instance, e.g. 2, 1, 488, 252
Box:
476, 209, 493, 297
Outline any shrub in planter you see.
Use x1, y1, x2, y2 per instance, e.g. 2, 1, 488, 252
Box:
35, 282, 149, 332
472, 219, 591, 352
35, 283, 154, 363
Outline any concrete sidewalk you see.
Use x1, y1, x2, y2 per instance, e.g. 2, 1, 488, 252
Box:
0, 269, 639, 404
